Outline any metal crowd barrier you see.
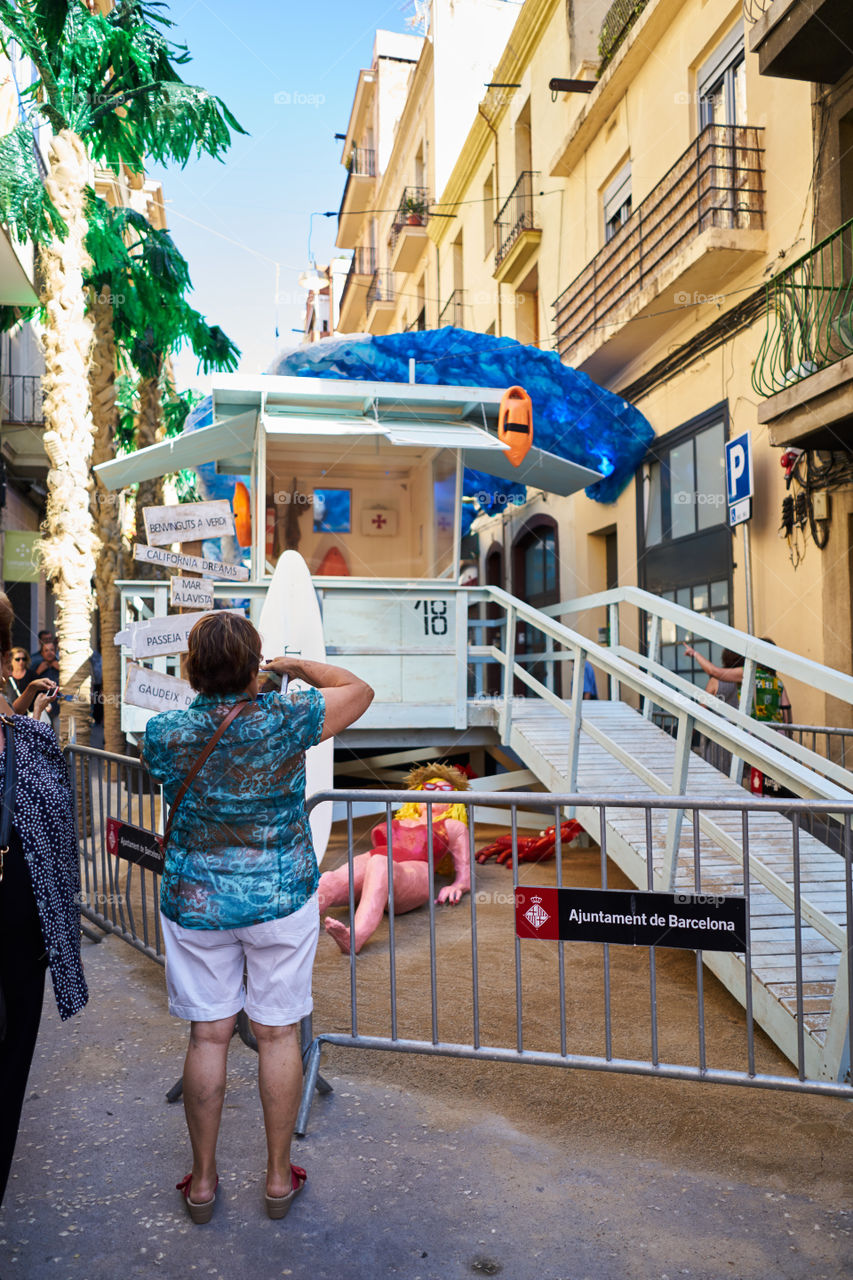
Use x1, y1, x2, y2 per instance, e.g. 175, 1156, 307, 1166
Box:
64, 749, 853, 1137
297, 787, 853, 1132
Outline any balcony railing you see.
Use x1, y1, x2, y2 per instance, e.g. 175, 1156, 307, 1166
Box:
494, 170, 539, 270
340, 247, 377, 311
346, 146, 376, 178
439, 290, 466, 328
599, 0, 651, 71
743, 0, 772, 17
389, 186, 430, 253
0, 374, 43, 425
553, 125, 765, 359
367, 269, 395, 310
752, 217, 853, 397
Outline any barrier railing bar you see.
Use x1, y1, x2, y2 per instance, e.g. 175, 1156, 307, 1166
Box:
693, 807, 707, 1074
347, 802, 358, 1038
468, 809, 481, 1051
645, 806, 659, 1067
600, 803, 613, 1063
512, 802, 523, 1054
792, 820, 806, 1082
427, 801, 439, 1046
846, 816, 853, 1080
386, 801, 398, 1043
555, 804, 567, 1058
742, 809, 756, 1078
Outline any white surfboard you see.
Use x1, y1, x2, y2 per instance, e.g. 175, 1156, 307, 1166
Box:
258, 550, 334, 865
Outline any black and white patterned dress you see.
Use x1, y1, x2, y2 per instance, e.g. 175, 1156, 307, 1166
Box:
1, 717, 88, 1020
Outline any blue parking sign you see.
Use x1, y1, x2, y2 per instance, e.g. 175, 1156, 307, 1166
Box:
725, 433, 752, 525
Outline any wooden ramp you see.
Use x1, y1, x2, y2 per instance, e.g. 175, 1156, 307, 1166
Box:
472, 697, 850, 1082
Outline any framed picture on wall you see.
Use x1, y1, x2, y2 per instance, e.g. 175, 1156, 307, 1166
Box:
313, 488, 351, 533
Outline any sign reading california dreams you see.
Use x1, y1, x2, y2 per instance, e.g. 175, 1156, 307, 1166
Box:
132, 543, 249, 582
515, 886, 747, 953
142, 499, 236, 547
124, 663, 195, 713
170, 575, 215, 610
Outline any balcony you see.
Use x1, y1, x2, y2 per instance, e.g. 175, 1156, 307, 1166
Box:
336, 146, 376, 251
598, 0, 651, 74
439, 290, 466, 328
552, 125, 766, 382
494, 171, 541, 285
1, 374, 43, 425
366, 270, 396, 334
389, 187, 430, 275
753, 218, 853, 447
338, 247, 377, 333
745, 0, 853, 85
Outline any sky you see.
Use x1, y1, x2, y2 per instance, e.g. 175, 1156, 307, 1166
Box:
147, 0, 418, 393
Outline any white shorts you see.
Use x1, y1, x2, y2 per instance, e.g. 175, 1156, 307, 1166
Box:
160, 894, 320, 1025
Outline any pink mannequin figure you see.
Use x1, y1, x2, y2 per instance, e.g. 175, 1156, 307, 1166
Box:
319, 762, 472, 955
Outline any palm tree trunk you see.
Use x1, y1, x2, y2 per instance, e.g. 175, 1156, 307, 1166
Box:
38, 130, 98, 747
134, 370, 165, 576
89, 289, 125, 754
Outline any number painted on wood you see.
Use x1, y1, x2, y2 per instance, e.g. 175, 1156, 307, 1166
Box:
413, 599, 449, 636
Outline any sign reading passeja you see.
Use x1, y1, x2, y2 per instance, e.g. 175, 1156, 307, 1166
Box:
515, 886, 747, 952
132, 543, 249, 581
142, 499, 235, 546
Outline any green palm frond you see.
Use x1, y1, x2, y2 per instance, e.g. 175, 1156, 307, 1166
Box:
0, 121, 66, 243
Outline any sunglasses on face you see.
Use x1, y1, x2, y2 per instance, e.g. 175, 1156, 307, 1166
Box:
421, 780, 454, 791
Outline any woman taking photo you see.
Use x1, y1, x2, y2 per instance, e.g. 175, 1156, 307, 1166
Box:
0, 597, 88, 1206
143, 612, 372, 1224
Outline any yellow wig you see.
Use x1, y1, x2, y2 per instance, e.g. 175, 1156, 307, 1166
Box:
395, 761, 470, 825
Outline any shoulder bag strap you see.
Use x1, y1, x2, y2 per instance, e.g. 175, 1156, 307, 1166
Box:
161, 700, 251, 849
0, 714, 16, 882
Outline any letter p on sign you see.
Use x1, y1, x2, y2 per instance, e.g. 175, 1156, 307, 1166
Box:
725, 432, 753, 506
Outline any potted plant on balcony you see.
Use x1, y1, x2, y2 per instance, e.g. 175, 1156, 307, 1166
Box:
403, 194, 428, 226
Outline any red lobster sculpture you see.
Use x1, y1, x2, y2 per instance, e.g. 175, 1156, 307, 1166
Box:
475, 820, 582, 866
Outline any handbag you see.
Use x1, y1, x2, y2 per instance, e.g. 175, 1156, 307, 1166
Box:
159, 699, 250, 852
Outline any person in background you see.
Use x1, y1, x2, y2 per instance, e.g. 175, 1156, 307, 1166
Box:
24, 635, 59, 689
583, 659, 598, 700
143, 613, 372, 1223
0, 595, 88, 1206
6, 649, 29, 702
682, 640, 792, 724
90, 649, 103, 726
3, 647, 59, 721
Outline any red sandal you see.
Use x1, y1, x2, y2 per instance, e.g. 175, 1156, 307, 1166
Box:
264, 1163, 306, 1220
176, 1173, 219, 1224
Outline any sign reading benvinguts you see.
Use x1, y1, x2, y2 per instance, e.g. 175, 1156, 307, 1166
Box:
143, 499, 235, 546
515, 886, 747, 952
170, 575, 215, 610
133, 543, 250, 581
106, 816, 164, 874
124, 663, 195, 713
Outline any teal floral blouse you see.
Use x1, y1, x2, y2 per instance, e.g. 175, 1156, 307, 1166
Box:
143, 689, 325, 930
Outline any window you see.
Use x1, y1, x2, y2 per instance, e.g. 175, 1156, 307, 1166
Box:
483, 170, 494, 255
643, 419, 726, 547
603, 161, 632, 243
698, 24, 747, 129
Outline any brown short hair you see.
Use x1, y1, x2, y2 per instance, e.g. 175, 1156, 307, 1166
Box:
186, 612, 261, 695
0, 593, 13, 659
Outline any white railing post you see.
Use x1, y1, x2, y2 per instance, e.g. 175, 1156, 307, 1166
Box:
608, 601, 620, 701
500, 605, 516, 743
642, 612, 661, 719
455, 590, 468, 729
662, 712, 693, 890
566, 645, 585, 816
730, 657, 756, 786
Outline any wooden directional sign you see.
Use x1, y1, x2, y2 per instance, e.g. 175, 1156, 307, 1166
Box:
143, 499, 235, 547
124, 663, 195, 713
515, 886, 747, 952
133, 543, 249, 582
170, 575, 215, 610
115, 610, 214, 658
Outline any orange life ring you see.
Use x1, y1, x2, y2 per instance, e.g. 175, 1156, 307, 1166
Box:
497, 386, 533, 467
233, 481, 252, 547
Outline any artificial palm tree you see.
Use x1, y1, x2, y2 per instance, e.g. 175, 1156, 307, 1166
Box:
0, 0, 244, 742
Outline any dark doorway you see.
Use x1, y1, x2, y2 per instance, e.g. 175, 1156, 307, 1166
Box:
484, 544, 503, 695
512, 517, 561, 696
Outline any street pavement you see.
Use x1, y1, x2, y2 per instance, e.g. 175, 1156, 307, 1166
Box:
1, 931, 852, 1280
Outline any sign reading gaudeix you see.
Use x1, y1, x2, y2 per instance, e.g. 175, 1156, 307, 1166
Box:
124, 663, 195, 713
142, 499, 236, 547
170, 575, 215, 610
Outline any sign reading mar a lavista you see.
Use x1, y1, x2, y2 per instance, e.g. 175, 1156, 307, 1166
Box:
142, 499, 235, 546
